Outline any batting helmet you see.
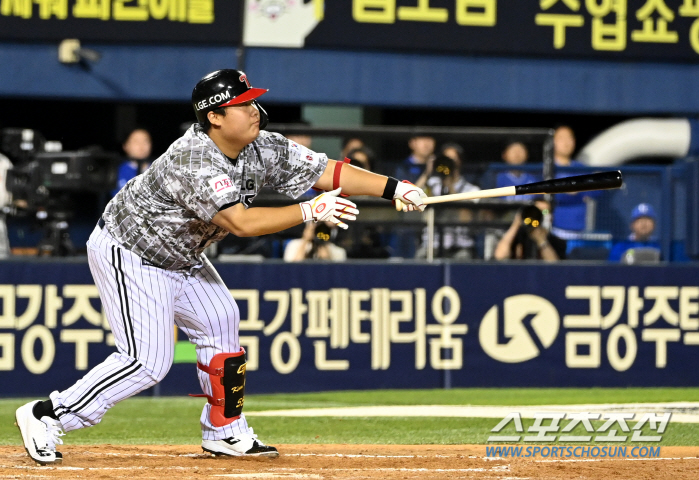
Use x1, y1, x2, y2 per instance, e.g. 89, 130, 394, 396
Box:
191, 69, 269, 128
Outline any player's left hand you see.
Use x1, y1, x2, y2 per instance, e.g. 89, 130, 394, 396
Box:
394, 181, 427, 212
300, 188, 359, 230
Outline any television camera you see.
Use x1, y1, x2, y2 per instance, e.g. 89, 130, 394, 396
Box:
3, 129, 118, 256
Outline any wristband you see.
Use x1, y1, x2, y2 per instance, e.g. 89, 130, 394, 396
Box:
300, 202, 314, 223
382, 177, 399, 200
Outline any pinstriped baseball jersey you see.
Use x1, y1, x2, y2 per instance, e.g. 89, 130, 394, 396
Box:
102, 124, 327, 270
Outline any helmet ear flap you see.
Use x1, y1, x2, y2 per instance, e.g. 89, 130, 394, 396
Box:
254, 101, 269, 130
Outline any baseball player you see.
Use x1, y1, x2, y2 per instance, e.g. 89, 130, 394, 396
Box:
15, 69, 427, 465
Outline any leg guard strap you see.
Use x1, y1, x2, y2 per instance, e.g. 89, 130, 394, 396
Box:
190, 349, 246, 427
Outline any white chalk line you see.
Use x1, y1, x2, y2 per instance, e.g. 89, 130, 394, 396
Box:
533, 456, 699, 463
1, 451, 464, 460
213, 467, 512, 477
213, 475, 322, 479
0, 465, 513, 473
245, 402, 699, 423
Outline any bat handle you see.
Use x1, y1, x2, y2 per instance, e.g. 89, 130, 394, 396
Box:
395, 198, 405, 211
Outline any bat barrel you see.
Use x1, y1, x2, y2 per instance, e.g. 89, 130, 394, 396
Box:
515, 170, 623, 196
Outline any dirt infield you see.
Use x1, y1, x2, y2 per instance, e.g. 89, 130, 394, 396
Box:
1, 444, 698, 479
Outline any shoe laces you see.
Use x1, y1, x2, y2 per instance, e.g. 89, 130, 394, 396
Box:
245, 428, 266, 446
41, 417, 65, 450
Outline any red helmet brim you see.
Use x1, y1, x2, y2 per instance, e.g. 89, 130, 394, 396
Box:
219, 88, 268, 107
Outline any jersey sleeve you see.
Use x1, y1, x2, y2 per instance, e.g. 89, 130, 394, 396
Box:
167, 158, 240, 223
262, 133, 328, 199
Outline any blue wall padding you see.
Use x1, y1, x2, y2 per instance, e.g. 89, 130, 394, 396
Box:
3, 42, 699, 114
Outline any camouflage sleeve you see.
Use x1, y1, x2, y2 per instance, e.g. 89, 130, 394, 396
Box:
166, 160, 240, 223
262, 133, 328, 199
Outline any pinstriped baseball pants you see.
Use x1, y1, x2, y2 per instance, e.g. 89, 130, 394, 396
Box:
50, 225, 252, 441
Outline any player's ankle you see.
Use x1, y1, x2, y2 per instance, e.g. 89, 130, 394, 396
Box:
32, 399, 58, 420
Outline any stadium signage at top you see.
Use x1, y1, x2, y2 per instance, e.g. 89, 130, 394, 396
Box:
4, 1, 699, 60
246, 0, 699, 62
0, 0, 242, 43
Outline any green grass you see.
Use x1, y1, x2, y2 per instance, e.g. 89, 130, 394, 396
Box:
2, 388, 698, 446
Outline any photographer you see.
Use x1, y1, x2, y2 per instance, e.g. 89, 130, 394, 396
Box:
0, 152, 12, 258
416, 155, 480, 259
284, 222, 347, 261
494, 199, 566, 261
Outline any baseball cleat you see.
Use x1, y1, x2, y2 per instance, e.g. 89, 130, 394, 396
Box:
15, 401, 65, 465
202, 431, 279, 458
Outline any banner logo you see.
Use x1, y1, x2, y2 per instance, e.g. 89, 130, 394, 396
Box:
479, 295, 559, 363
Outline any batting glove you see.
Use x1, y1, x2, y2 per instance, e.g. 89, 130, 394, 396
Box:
300, 188, 359, 230
394, 180, 427, 212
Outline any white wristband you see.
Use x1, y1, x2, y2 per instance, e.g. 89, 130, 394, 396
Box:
300, 202, 314, 223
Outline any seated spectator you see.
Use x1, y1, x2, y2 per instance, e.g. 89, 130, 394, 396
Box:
343, 146, 392, 258
494, 198, 566, 261
112, 127, 153, 196
284, 222, 346, 261
346, 146, 375, 172
417, 155, 480, 259
394, 134, 436, 187
608, 203, 662, 263
440, 142, 464, 168
551, 125, 600, 232
287, 120, 313, 149
347, 226, 391, 259
0, 152, 12, 258
496, 141, 539, 201
424, 155, 478, 197
341, 137, 365, 159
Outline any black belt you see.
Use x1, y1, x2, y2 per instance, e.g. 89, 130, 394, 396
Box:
97, 217, 105, 229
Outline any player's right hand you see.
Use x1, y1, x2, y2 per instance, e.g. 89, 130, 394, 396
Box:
394, 180, 427, 212
300, 188, 359, 230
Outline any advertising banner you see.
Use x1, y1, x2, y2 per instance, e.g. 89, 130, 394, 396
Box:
0, 0, 241, 43
243, 0, 699, 62
0, 260, 697, 397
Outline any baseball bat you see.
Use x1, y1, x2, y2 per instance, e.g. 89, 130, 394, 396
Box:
395, 170, 623, 210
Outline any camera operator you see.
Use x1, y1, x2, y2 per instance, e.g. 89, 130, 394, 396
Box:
494, 198, 566, 261
0, 151, 12, 258
284, 222, 347, 261
416, 155, 480, 259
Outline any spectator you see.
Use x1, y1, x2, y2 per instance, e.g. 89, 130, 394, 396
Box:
394, 134, 436, 187
551, 125, 600, 232
346, 226, 391, 259
0, 152, 12, 258
608, 203, 662, 262
341, 137, 365, 159
496, 141, 539, 201
112, 127, 153, 196
425, 155, 478, 197
346, 146, 375, 172
287, 120, 313, 149
284, 222, 347, 261
417, 155, 480, 259
494, 198, 566, 261
440, 142, 464, 167
343, 145, 392, 258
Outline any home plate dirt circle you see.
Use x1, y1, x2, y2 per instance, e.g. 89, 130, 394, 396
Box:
1, 445, 698, 479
